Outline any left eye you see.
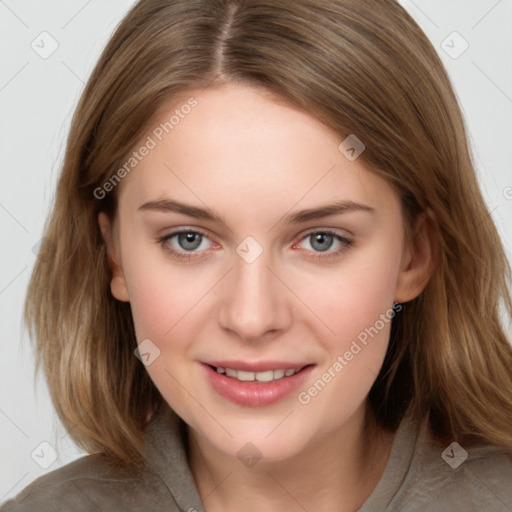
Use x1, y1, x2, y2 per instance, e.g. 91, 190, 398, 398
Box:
296, 231, 351, 253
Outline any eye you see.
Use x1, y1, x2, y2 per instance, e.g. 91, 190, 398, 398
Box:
172, 232, 207, 251
295, 230, 353, 261
158, 229, 215, 261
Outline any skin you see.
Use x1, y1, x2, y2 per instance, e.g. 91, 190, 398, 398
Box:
99, 83, 435, 512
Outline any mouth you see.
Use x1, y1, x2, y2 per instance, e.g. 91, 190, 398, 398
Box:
206, 364, 307, 382
201, 361, 315, 406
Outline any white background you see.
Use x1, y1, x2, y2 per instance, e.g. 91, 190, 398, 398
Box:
1, 0, 511, 503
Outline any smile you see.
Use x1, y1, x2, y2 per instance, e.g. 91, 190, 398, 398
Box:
215, 366, 304, 382
201, 361, 315, 406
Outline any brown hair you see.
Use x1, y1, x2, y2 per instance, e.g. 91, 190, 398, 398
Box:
25, 0, 512, 464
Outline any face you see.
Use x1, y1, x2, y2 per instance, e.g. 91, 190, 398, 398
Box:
99, 82, 429, 463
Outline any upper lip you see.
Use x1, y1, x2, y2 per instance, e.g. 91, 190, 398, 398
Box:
203, 360, 313, 372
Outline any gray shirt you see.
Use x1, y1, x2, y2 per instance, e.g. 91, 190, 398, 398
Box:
2, 402, 511, 511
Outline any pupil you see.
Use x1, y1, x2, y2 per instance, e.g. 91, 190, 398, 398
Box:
179, 232, 201, 250
312, 233, 333, 252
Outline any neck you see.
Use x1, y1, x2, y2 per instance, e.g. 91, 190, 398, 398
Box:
187, 404, 396, 512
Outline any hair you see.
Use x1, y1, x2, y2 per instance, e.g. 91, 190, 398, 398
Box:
25, 0, 512, 465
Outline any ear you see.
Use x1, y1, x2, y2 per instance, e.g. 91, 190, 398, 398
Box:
98, 212, 130, 302
394, 208, 437, 303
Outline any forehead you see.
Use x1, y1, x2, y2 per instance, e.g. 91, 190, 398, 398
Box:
116, 83, 399, 222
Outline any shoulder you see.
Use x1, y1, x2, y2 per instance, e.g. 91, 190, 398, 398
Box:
0, 453, 180, 512
398, 433, 512, 511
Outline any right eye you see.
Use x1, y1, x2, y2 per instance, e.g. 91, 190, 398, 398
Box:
158, 228, 216, 261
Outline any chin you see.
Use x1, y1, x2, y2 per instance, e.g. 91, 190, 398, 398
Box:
192, 412, 315, 464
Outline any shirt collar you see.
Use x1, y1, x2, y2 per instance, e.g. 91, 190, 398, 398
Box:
142, 401, 421, 512
357, 404, 422, 511
142, 402, 205, 512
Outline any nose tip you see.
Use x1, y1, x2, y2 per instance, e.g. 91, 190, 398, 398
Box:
217, 250, 292, 342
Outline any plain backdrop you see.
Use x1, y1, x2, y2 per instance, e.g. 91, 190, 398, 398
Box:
1, 0, 511, 503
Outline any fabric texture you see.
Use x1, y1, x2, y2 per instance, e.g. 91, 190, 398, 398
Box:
1, 402, 511, 511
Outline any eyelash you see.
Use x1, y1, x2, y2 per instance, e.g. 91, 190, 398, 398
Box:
156, 228, 353, 263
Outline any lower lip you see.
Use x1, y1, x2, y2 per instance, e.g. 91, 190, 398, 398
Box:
201, 363, 315, 407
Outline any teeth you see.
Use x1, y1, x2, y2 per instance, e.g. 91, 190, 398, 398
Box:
225, 368, 237, 377
237, 370, 255, 381
273, 369, 285, 379
255, 370, 274, 382
215, 366, 302, 382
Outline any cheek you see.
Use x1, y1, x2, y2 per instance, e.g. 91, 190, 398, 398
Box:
123, 254, 207, 402
305, 241, 402, 341
122, 249, 224, 368
129, 279, 201, 348
293, 251, 401, 422
294, 238, 403, 408
121, 244, 201, 342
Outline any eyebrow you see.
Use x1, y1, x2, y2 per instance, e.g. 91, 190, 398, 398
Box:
137, 198, 375, 224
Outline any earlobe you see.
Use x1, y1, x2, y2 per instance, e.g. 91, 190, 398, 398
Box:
98, 212, 130, 302
394, 209, 437, 304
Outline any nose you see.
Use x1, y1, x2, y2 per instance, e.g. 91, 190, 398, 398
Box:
217, 247, 292, 342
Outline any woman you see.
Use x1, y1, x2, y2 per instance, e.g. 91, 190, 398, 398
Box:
3, 0, 511, 510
